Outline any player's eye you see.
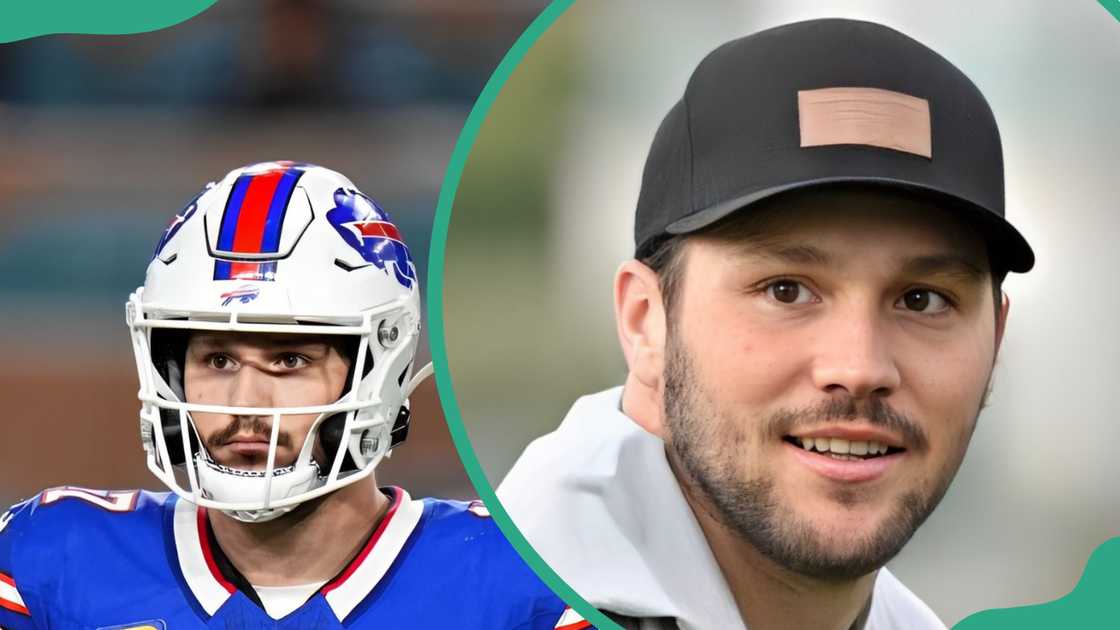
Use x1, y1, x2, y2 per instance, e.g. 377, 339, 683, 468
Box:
896, 288, 953, 315
206, 353, 237, 370
277, 353, 310, 370
765, 279, 816, 305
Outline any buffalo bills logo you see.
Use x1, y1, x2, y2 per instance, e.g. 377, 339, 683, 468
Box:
153, 185, 210, 259
219, 285, 260, 306
326, 188, 416, 289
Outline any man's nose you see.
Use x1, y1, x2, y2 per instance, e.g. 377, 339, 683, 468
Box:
228, 365, 275, 410
809, 304, 901, 399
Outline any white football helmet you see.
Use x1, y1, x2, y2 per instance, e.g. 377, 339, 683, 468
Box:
127, 161, 431, 522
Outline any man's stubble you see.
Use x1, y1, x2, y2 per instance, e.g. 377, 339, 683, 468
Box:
661, 327, 985, 581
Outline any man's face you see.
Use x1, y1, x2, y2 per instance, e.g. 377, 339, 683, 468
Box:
661, 189, 1003, 580
183, 332, 352, 470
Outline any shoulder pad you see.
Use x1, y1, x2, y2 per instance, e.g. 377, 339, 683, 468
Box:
0, 495, 38, 623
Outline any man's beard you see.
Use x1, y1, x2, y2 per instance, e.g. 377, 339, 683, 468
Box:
662, 330, 984, 582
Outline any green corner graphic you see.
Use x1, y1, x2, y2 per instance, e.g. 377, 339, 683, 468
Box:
1098, 0, 1120, 23
0, 1, 217, 43
954, 537, 1120, 629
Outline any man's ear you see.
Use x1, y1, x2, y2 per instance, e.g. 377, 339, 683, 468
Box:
614, 258, 668, 436
994, 290, 1010, 357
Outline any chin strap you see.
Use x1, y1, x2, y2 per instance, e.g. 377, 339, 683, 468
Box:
196, 455, 325, 523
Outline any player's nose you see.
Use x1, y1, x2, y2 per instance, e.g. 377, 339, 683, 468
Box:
227, 364, 276, 410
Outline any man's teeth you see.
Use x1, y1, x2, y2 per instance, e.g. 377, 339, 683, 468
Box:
797, 437, 889, 456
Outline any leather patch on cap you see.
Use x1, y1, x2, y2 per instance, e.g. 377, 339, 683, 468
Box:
798, 87, 931, 158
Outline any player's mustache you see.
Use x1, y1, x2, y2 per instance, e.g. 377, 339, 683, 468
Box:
766, 397, 929, 451
207, 415, 293, 449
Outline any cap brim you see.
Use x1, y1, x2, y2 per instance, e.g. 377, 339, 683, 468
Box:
664, 177, 1034, 273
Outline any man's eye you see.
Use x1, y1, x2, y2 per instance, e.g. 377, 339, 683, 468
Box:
766, 280, 815, 305
278, 354, 309, 369
207, 354, 235, 370
897, 289, 951, 314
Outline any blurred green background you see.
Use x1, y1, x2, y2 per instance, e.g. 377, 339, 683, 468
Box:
444, 0, 1120, 626
0, 0, 550, 506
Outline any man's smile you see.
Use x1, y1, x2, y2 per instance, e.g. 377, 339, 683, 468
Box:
782, 434, 908, 483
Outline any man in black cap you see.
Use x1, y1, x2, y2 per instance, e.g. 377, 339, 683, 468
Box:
499, 18, 1033, 630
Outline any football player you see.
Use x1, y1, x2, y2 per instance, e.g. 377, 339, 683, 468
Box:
0, 162, 592, 628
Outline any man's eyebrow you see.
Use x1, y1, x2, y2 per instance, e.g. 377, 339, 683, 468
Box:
187, 335, 332, 350
189, 334, 224, 348
735, 243, 834, 266
900, 254, 986, 281
729, 243, 986, 281
270, 334, 334, 346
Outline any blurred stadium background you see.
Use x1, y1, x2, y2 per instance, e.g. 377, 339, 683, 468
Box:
0, 0, 548, 506
443, 0, 1120, 626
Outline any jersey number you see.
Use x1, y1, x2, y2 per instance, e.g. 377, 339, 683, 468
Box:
41, 487, 139, 512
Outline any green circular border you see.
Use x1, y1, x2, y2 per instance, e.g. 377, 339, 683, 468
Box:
425, 1, 623, 628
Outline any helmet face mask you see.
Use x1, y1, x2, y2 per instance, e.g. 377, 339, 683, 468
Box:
126, 162, 427, 523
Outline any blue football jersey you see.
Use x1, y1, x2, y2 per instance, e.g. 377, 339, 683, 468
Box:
0, 486, 594, 629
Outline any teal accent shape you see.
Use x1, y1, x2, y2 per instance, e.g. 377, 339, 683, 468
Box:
954, 537, 1120, 628
0, 0, 218, 44
426, 1, 622, 628
1099, 0, 1120, 22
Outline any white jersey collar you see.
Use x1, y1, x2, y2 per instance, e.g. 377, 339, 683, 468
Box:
172, 486, 425, 621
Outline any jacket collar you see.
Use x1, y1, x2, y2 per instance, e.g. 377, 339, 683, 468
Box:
501, 387, 747, 629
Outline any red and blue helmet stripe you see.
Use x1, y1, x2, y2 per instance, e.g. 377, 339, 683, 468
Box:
213, 164, 306, 281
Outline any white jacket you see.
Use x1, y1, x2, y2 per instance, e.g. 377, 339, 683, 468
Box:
498, 387, 946, 630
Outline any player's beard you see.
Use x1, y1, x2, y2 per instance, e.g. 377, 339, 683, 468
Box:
199, 415, 291, 471
661, 327, 987, 582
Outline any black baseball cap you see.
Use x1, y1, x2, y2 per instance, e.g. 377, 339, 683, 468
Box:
635, 18, 1034, 273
